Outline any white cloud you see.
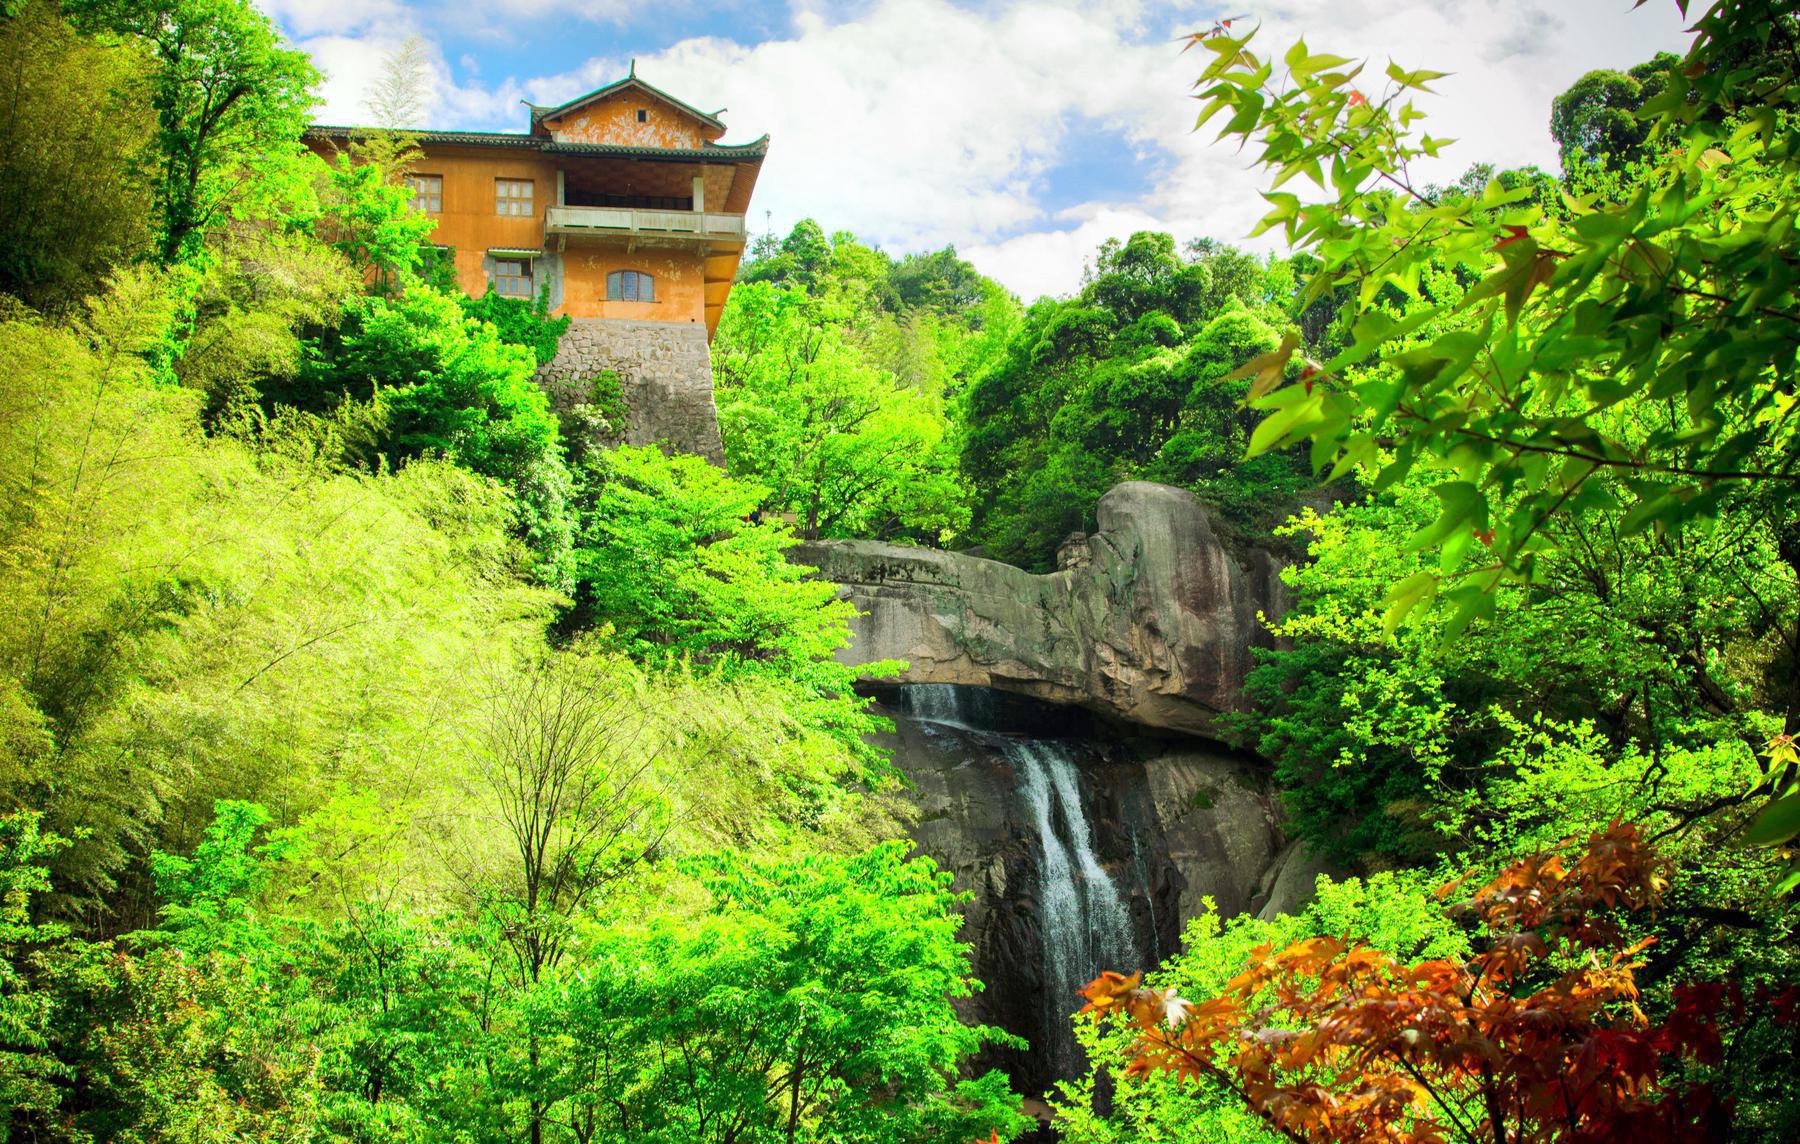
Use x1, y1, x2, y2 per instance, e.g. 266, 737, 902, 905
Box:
272, 0, 1695, 298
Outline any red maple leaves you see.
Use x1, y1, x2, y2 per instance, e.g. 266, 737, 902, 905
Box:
1078, 823, 1775, 1144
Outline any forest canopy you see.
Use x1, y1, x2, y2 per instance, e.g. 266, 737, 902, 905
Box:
0, 0, 1797, 1142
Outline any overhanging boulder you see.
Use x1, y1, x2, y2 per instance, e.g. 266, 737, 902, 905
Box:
797, 481, 1287, 736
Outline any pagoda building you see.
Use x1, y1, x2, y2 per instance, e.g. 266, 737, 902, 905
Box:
307, 66, 768, 461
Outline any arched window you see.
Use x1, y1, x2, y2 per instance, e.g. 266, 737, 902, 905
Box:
606, 269, 655, 302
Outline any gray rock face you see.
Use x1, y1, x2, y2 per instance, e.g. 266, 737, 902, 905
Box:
536, 318, 724, 464
801, 482, 1287, 736
1253, 840, 1342, 921
876, 688, 1281, 1095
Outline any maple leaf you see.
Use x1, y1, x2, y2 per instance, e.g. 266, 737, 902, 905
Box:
1095, 824, 1780, 1144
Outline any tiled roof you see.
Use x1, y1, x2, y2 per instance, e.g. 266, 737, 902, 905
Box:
304, 126, 769, 162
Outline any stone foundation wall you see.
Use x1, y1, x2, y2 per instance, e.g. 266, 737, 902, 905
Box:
535, 318, 724, 464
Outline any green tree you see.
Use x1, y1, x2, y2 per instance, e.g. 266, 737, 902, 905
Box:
68, 0, 318, 264
960, 234, 1311, 566
714, 281, 969, 541
1549, 53, 1678, 169
1184, 1, 1800, 867
295, 284, 576, 584
0, 812, 79, 1129
538, 843, 1028, 1144
574, 446, 854, 673
316, 148, 437, 291
888, 246, 987, 314
571, 445, 894, 774
146, 799, 289, 961
0, 2, 156, 310
741, 217, 835, 294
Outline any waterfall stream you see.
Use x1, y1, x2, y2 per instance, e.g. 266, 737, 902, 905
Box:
1005, 739, 1139, 1080
898, 684, 1142, 1082
907, 683, 979, 726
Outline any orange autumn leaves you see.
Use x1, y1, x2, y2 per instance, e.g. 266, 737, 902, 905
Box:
1078, 823, 1756, 1144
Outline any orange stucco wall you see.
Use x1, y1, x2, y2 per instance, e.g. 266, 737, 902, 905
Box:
330, 143, 559, 298
558, 244, 707, 324
305, 138, 745, 335
545, 92, 718, 148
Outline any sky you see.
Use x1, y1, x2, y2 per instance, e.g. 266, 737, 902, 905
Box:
265, 0, 1697, 300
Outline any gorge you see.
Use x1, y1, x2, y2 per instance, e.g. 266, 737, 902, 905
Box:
811, 481, 1337, 1098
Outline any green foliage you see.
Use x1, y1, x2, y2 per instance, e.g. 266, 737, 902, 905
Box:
715, 280, 970, 542
556, 368, 629, 462
70, 949, 324, 1142
178, 228, 359, 416
575, 445, 846, 669
1236, 462, 1798, 868
572, 444, 898, 777
720, 224, 1020, 546
462, 286, 572, 368
0, 812, 75, 1127
1187, 6, 1800, 908
0, 270, 557, 894
19, 5, 1800, 1141
888, 247, 988, 314
317, 148, 437, 288
538, 843, 1028, 1144
1188, 6, 1800, 633
295, 283, 577, 585
742, 216, 836, 295
0, 2, 156, 310
959, 232, 1323, 568
67, 0, 319, 264
147, 799, 290, 960
297, 902, 485, 1142
1549, 53, 1678, 169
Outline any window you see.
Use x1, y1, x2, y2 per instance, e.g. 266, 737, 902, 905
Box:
636, 108, 648, 123
606, 269, 654, 303
494, 258, 533, 298
496, 179, 534, 217
406, 174, 442, 213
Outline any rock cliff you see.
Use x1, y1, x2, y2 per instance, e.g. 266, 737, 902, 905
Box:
801, 482, 1288, 737
874, 686, 1283, 1095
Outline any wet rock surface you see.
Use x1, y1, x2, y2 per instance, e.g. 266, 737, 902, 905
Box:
875, 685, 1282, 1096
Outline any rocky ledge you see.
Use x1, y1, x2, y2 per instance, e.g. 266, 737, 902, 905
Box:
798, 481, 1288, 737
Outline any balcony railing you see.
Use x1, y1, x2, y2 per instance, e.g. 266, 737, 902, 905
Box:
544, 206, 746, 241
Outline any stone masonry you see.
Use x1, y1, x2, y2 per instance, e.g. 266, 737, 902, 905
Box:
535, 318, 725, 464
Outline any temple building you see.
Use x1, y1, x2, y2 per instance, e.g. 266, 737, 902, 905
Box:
306, 66, 768, 462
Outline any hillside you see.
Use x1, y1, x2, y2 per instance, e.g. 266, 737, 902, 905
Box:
0, 2, 1798, 1143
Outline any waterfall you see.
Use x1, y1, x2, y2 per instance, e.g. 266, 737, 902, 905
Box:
1004, 739, 1139, 1081
907, 682, 972, 727
889, 683, 1145, 1089
904, 682, 996, 730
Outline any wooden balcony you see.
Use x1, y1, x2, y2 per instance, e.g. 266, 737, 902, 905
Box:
544, 205, 746, 244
